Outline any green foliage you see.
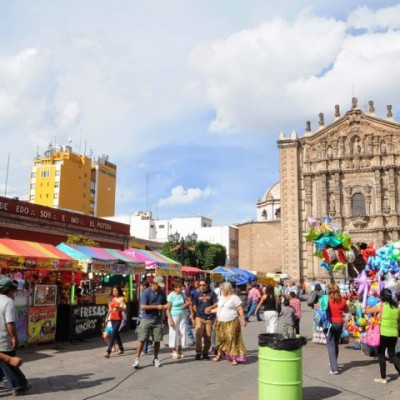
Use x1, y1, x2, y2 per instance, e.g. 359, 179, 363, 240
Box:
66, 234, 99, 247
161, 240, 226, 269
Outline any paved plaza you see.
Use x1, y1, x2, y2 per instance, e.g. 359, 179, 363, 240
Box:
1, 302, 399, 399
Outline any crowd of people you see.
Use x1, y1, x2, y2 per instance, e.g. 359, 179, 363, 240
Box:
124, 277, 306, 369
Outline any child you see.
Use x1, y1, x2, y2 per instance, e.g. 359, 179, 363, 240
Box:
102, 320, 117, 352
279, 297, 296, 338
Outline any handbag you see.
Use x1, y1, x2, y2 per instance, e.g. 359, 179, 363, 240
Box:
363, 303, 383, 348
364, 324, 380, 347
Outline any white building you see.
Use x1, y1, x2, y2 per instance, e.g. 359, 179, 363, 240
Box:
106, 212, 239, 266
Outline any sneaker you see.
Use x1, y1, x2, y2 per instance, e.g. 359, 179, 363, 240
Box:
374, 378, 387, 384
179, 352, 185, 359
203, 354, 210, 360
195, 354, 201, 360
153, 358, 161, 368
132, 358, 140, 369
171, 351, 179, 360
330, 370, 339, 375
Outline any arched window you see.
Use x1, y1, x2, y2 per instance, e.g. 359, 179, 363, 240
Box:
352, 193, 366, 216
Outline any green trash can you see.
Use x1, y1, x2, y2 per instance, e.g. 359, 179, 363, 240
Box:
258, 334, 306, 400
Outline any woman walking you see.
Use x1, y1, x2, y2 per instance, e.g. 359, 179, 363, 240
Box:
366, 288, 400, 383
255, 285, 279, 333
103, 286, 126, 358
166, 279, 190, 359
324, 283, 349, 374
210, 282, 247, 365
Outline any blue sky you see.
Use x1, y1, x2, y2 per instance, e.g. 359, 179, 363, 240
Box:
1, 1, 400, 226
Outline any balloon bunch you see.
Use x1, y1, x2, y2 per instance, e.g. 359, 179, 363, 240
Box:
365, 242, 400, 275
304, 216, 354, 273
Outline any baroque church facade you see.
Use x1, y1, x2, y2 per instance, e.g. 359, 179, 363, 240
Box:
238, 99, 400, 282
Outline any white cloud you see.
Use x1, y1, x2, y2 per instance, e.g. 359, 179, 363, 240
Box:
158, 186, 212, 207
189, 11, 347, 133
57, 102, 81, 129
347, 5, 400, 31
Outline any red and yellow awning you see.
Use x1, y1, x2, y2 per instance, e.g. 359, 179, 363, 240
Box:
0, 238, 78, 270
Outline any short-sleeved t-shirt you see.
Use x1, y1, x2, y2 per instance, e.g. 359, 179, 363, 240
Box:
167, 291, 186, 317
140, 287, 167, 321
0, 294, 17, 352
193, 290, 217, 320
217, 294, 242, 322
381, 303, 400, 337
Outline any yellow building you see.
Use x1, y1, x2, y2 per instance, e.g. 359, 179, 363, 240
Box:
29, 143, 116, 217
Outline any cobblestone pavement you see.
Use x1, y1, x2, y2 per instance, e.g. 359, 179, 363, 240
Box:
1, 302, 399, 399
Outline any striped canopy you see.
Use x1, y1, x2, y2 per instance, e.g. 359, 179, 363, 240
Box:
123, 248, 181, 276
0, 238, 77, 270
57, 243, 146, 274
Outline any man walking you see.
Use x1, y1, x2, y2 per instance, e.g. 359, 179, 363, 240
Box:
133, 276, 167, 369
192, 280, 217, 360
0, 278, 30, 396
245, 282, 262, 322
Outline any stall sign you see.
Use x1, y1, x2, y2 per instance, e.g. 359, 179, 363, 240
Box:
28, 305, 57, 344
155, 269, 181, 277
91, 264, 112, 274
211, 273, 223, 283
33, 285, 57, 306
131, 265, 146, 274
110, 263, 132, 275
72, 304, 108, 338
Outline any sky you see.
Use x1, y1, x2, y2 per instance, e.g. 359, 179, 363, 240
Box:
1, 1, 400, 227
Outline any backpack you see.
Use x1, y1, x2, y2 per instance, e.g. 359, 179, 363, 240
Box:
313, 294, 331, 332
313, 307, 331, 331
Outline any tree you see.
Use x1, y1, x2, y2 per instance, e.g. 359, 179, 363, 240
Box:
66, 234, 99, 247
162, 240, 226, 269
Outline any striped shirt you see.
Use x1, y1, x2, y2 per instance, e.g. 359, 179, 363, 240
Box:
289, 297, 302, 320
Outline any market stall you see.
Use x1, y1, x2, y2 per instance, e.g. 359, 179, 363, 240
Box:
56, 243, 146, 340
0, 238, 78, 345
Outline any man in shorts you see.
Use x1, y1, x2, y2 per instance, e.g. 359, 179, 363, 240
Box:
133, 276, 167, 369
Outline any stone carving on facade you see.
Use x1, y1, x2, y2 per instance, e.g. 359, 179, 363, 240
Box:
276, 99, 400, 282
368, 100, 375, 113
383, 193, 391, 214
329, 195, 336, 217
387, 105, 393, 118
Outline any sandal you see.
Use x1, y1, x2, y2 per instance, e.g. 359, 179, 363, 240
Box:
116, 350, 124, 355
103, 352, 110, 358
231, 360, 238, 366
213, 355, 222, 362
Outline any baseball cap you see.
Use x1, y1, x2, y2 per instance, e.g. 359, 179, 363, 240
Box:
153, 276, 165, 288
0, 278, 18, 293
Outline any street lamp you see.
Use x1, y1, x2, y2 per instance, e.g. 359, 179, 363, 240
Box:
168, 231, 197, 265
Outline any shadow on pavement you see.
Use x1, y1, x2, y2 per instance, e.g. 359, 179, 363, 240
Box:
339, 358, 377, 373
303, 386, 341, 399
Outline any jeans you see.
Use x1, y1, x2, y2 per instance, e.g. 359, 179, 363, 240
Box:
246, 300, 261, 321
0, 350, 29, 391
106, 319, 123, 354
325, 323, 343, 372
185, 309, 195, 345
168, 313, 186, 349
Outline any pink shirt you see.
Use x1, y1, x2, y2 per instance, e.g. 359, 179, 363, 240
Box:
289, 297, 302, 320
248, 287, 261, 302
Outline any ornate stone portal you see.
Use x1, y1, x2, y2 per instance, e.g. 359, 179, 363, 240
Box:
277, 100, 400, 281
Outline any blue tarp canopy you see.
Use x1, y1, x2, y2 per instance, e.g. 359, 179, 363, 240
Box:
212, 266, 257, 285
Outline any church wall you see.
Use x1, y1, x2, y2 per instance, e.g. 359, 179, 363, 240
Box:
237, 221, 282, 273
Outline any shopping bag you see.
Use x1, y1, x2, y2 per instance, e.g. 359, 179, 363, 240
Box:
363, 324, 380, 347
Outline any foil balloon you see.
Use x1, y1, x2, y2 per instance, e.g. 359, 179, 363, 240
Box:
355, 269, 368, 297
